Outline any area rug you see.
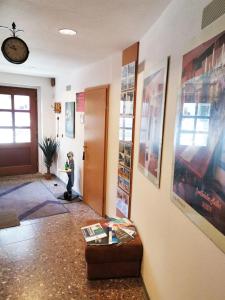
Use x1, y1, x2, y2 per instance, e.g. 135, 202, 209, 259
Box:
0, 181, 69, 221
0, 211, 20, 229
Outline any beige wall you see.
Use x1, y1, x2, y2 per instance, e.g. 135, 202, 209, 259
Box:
55, 0, 225, 299
55, 56, 113, 194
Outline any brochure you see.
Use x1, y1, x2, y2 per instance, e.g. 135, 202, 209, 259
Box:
81, 223, 107, 242
116, 227, 134, 244
87, 226, 119, 245
107, 217, 133, 226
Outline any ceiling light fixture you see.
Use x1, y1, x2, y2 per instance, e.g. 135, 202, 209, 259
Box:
59, 29, 77, 36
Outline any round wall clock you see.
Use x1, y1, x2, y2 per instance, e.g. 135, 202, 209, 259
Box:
1, 36, 29, 64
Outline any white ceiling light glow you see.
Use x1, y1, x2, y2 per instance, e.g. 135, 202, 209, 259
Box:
59, 29, 77, 36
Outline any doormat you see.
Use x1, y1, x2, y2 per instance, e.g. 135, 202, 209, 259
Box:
0, 211, 20, 229
0, 181, 69, 221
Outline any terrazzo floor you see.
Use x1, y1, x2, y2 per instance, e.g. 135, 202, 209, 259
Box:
0, 189, 147, 299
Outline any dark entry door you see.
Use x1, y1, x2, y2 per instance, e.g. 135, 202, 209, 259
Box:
0, 86, 38, 176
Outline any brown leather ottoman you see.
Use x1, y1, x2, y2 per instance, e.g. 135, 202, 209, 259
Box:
84, 220, 143, 280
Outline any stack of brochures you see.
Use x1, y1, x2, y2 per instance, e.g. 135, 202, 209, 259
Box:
81, 217, 136, 246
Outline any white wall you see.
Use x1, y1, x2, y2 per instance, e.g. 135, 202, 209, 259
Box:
55, 56, 113, 194
0, 72, 55, 173
55, 0, 225, 299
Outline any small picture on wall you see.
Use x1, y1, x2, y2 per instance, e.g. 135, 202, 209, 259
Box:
123, 178, 130, 193
120, 100, 125, 114
124, 143, 132, 156
124, 129, 132, 142
121, 92, 126, 102
128, 61, 135, 76
118, 176, 130, 193
124, 100, 133, 115
127, 76, 135, 90
127, 62, 136, 89
124, 91, 134, 115
124, 155, 131, 169
116, 187, 129, 218
127, 91, 134, 102
118, 164, 130, 180
119, 142, 125, 164
118, 176, 124, 190
123, 167, 130, 180
124, 117, 133, 129
122, 65, 128, 78
65, 102, 75, 138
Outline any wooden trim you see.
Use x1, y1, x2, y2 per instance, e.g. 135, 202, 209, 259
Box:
0, 85, 37, 96
128, 59, 139, 218
102, 86, 109, 216
85, 84, 110, 92
122, 42, 139, 66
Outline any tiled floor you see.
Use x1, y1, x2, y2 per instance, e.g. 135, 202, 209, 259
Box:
0, 201, 146, 300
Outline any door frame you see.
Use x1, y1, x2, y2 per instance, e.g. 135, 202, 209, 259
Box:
0, 85, 38, 175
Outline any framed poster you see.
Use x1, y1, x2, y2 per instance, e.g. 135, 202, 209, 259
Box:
172, 30, 225, 252
138, 58, 169, 187
65, 102, 75, 138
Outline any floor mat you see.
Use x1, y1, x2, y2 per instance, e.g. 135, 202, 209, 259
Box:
0, 180, 69, 221
0, 211, 20, 229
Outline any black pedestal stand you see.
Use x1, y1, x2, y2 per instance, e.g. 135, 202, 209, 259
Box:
57, 191, 81, 202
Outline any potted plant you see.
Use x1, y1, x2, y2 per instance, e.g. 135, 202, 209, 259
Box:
39, 137, 58, 179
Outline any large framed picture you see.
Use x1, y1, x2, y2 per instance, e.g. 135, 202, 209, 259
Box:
65, 102, 75, 138
138, 58, 169, 187
172, 30, 225, 252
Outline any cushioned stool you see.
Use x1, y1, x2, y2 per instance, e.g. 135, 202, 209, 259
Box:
84, 220, 143, 280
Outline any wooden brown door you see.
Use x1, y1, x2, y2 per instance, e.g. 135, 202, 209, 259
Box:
83, 85, 109, 216
0, 86, 38, 176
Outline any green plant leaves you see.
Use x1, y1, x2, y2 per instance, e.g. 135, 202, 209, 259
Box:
39, 137, 59, 172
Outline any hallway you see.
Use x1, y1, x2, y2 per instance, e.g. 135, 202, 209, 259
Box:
0, 200, 146, 300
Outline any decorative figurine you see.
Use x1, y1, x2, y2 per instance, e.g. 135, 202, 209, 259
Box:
58, 151, 80, 201
64, 151, 74, 200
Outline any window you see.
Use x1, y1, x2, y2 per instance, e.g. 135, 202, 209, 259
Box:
0, 93, 31, 144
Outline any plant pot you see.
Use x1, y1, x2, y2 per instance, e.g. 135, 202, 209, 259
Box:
44, 173, 52, 180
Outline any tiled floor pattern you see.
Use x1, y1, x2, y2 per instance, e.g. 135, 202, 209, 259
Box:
0, 201, 146, 300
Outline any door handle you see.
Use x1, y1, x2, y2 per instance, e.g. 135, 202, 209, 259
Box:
83, 145, 87, 160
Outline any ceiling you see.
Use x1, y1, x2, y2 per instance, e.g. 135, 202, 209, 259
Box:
0, 0, 171, 77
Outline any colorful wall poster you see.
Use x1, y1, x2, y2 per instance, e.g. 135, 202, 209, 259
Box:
172, 30, 225, 252
76, 92, 85, 112
138, 58, 169, 187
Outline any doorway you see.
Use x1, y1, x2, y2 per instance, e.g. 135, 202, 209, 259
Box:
83, 85, 109, 216
0, 86, 38, 176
